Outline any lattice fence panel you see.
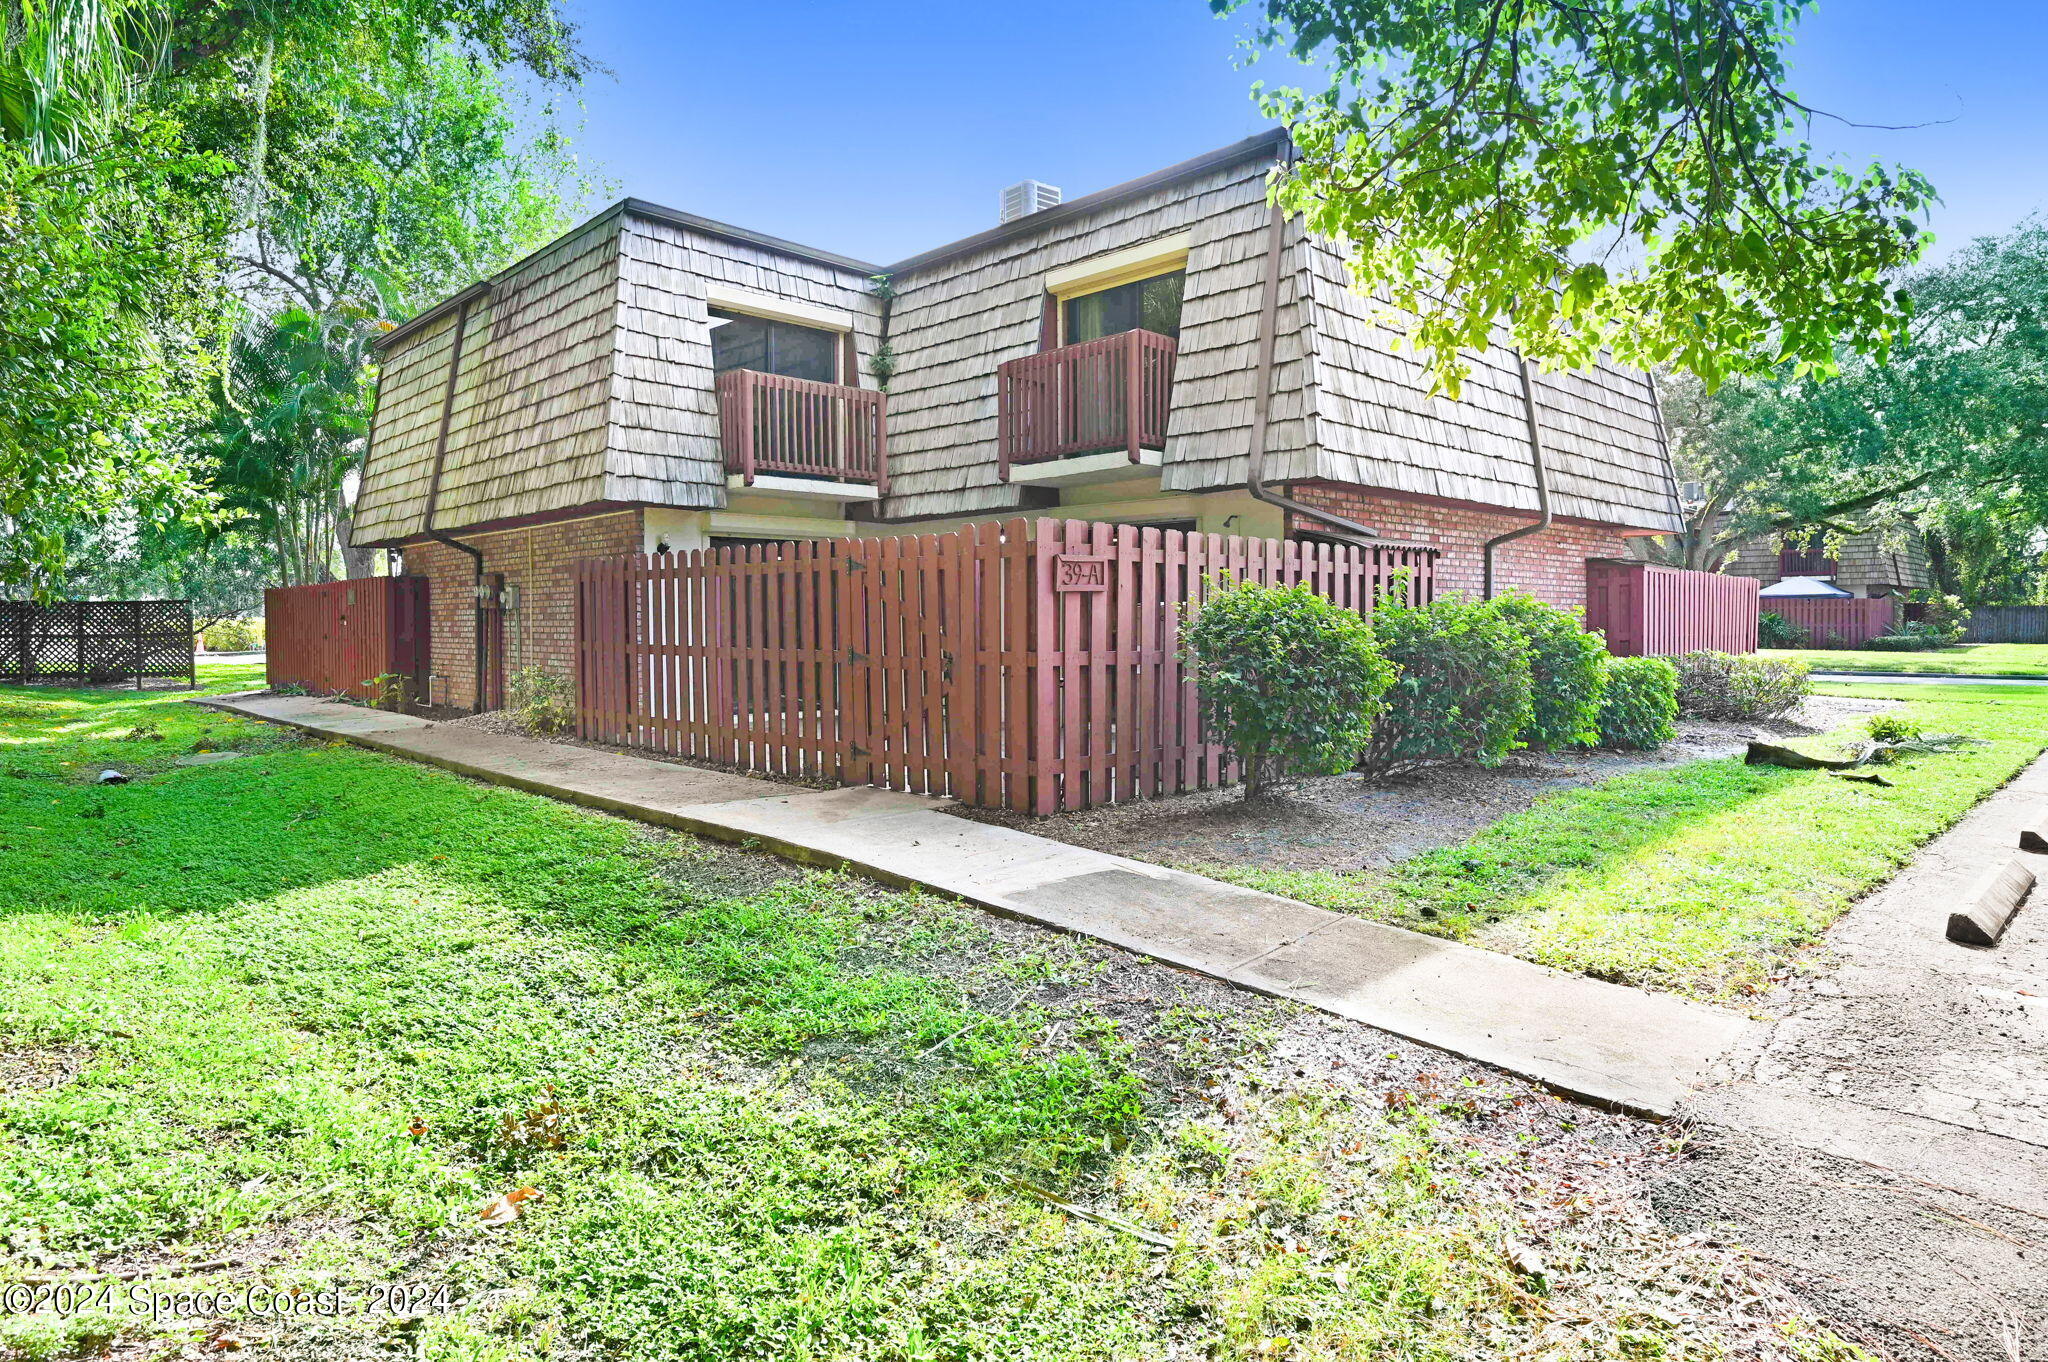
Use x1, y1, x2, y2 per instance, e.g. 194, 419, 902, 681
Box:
0, 600, 195, 688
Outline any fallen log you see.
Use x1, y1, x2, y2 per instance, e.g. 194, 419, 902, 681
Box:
1744, 741, 1857, 771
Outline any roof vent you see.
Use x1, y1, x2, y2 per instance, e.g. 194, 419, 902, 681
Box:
1000, 179, 1061, 224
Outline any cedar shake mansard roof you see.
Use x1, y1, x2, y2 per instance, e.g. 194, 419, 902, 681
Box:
351, 131, 1683, 546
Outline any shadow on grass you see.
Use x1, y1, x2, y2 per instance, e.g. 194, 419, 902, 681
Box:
0, 671, 1157, 1184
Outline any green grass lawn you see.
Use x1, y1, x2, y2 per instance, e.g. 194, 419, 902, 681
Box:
1211, 683, 2048, 999
1761, 642, 2048, 676
0, 666, 1866, 1360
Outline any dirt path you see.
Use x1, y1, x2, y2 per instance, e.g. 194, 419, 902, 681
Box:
1657, 752, 2048, 1361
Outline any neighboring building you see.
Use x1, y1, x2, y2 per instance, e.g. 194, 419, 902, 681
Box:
1723, 529, 1932, 599
351, 131, 1683, 711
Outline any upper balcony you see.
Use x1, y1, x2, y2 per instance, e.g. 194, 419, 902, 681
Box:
716, 368, 887, 499
996, 329, 1177, 486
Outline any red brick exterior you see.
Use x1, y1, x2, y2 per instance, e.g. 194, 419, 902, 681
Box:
399, 509, 643, 711
1285, 482, 1638, 610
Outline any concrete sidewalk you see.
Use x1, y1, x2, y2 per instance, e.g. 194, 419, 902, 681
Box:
1814, 670, 2048, 686
197, 691, 1747, 1118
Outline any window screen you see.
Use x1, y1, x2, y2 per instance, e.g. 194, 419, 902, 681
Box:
708, 309, 839, 383
1062, 271, 1185, 344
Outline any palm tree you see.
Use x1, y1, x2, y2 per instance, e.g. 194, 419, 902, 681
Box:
197, 307, 373, 587
0, 1, 167, 163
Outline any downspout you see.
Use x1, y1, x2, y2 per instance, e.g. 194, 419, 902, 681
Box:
418, 289, 491, 712
1481, 347, 1553, 598
1244, 202, 1381, 545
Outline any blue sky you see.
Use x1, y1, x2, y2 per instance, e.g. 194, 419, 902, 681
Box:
553, 0, 2046, 266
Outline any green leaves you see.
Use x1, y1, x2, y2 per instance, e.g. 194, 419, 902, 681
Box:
1227, 0, 1933, 393
0, 122, 231, 591
1657, 217, 2048, 586
1181, 578, 1394, 799
1359, 591, 1535, 776
1593, 656, 1678, 750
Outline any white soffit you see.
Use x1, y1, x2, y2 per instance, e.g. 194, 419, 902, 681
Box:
703, 282, 855, 332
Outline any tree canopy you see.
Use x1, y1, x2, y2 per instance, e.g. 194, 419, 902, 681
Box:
1655, 219, 2048, 598
1221, 0, 1936, 395
0, 0, 597, 594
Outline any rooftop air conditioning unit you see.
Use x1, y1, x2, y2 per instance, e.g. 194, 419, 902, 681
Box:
1000, 179, 1061, 224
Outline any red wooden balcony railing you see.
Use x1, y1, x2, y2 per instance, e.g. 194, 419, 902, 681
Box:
716, 369, 888, 493
997, 329, 1177, 477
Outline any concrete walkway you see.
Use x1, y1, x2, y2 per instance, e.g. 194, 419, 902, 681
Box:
1664, 752, 2048, 1355
1814, 670, 2048, 686
196, 691, 1748, 1118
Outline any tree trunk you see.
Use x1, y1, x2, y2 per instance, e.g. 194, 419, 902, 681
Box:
335, 490, 372, 580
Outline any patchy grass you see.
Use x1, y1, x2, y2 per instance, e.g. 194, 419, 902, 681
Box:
1211, 684, 2048, 999
0, 667, 1870, 1359
1761, 643, 2048, 677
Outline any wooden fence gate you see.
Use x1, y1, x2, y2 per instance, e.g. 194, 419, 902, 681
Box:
575, 519, 1435, 813
265, 577, 431, 702
1584, 560, 1759, 656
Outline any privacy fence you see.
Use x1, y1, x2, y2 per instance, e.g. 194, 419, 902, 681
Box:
576, 519, 1437, 813
1583, 561, 1758, 657
265, 577, 431, 703
1765, 596, 1898, 648
0, 600, 195, 688
1913, 602, 2048, 645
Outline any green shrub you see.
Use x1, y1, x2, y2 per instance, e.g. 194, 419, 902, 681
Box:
1864, 632, 1950, 652
1673, 650, 1810, 721
1866, 713, 1922, 744
1182, 579, 1394, 800
1591, 656, 1678, 750
1361, 591, 1533, 777
199, 617, 263, 651
1756, 611, 1805, 648
507, 667, 576, 735
362, 672, 413, 711
1907, 591, 1971, 644
1492, 592, 1607, 750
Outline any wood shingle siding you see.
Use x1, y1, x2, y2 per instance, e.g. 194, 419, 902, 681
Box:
603, 216, 884, 508
356, 130, 1683, 547
1726, 529, 1932, 595
885, 156, 1312, 520
353, 208, 883, 544
354, 213, 626, 544
1294, 237, 1679, 530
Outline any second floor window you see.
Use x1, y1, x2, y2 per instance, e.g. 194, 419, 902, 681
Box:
708, 308, 838, 383
1062, 271, 1185, 345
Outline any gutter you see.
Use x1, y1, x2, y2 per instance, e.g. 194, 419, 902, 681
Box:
417, 291, 491, 712
1243, 201, 1382, 547
1481, 349, 1553, 598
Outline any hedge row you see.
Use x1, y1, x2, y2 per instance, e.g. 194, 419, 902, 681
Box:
1185, 581, 1812, 796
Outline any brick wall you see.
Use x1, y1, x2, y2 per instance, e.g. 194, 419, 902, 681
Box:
1285, 482, 1636, 610
400, 509, 643, 711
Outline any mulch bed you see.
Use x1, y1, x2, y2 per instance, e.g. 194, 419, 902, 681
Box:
959, 696, 1898, 873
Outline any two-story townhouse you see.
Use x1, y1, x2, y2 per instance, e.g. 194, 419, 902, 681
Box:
350, 130, 1683, 711
1722, 528, 1933, 598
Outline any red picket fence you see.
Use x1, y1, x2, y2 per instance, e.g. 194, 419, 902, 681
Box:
575, 519, 1436, 813
265, 576, 431, 702
1765, 595, 1897, 648
1584, 560, 1759, 656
